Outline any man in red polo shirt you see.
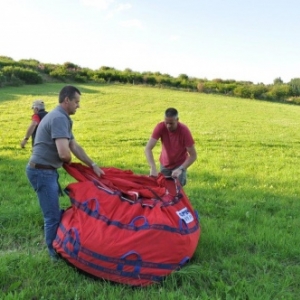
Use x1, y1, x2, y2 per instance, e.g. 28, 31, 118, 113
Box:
145, 107, 197, 186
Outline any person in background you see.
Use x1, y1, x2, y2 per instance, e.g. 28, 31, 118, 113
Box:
20, 100, 48, 148
145, 107, 197, 186
26, 85, 105, 261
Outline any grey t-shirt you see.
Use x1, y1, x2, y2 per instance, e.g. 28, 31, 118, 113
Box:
29, 106, 74, 168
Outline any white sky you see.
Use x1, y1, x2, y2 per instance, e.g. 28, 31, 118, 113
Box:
0, 0, 299, 84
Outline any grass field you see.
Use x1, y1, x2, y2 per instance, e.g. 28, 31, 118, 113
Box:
1, 83, 300, 299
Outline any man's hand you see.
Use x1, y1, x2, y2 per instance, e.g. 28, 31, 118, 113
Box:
92, 164, 105, 177
20, 138, 28, 148
150, 166, 158, 177
171, 167, 184, 179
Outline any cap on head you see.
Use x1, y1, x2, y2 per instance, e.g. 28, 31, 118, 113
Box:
32, 100, 45, 110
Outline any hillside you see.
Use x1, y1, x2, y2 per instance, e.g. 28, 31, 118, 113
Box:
1, 55, 300, 105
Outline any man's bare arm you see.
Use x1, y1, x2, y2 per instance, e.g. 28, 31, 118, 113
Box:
145, 138, 158, 176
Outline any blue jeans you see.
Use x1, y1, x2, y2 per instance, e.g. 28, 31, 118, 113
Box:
26, 164, 62, 257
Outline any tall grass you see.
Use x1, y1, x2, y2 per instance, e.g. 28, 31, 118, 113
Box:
1, 83, 300, 299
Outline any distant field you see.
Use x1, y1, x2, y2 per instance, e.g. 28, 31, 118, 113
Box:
1, 83, 300, 299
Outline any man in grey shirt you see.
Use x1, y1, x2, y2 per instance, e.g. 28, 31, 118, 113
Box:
26, 85, 105, 261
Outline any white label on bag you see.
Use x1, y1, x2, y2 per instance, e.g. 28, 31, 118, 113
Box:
176, 207, 194, 224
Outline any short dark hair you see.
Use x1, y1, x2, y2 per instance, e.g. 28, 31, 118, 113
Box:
59, 85, 81, 103
165, 107, 178, 118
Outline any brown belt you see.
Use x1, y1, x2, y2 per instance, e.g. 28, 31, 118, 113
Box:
29, 161, 56, 170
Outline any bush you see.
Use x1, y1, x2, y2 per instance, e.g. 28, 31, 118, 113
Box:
249, 84, 269, 99
92, 77, 106, 84
74, 75, 87, 83
217, 83, 238, 94
1, 66, 42, 84
8, 74, 24, 86
49, 67, 68, 80
233, 85, 252, 98
289, 97, 300, 104
203, 81, 218, 93
18, 59, 40, 69
42, 63, 57, 75
142, 75, 157, 85
267, 84, 291, 100
0, 56, 16, 69
0, 71, 6, 87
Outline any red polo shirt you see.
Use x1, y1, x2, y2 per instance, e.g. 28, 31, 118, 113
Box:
152, 122, 195, 169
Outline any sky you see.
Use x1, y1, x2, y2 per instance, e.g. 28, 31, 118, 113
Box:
0, 0, 299, 84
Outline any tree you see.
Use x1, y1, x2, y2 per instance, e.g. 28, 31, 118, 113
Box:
178, 74, 189, 81
273, 77, 283, 85
63, 62, 80, 71
288, 78, 300, 96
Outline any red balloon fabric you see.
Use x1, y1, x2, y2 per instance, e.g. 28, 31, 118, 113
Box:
53, 163, 201, 286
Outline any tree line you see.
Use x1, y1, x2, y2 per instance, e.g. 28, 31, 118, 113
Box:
1, 55, 300, 105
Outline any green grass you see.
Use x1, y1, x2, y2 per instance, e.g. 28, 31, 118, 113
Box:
1, 83, 300, 299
